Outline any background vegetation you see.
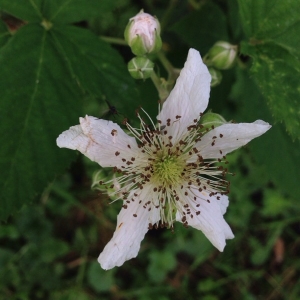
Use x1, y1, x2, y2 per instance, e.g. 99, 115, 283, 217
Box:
0, 0, 300, 299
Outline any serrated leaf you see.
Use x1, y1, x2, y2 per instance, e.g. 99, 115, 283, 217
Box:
231, 69, 300, 200
171, 2, 228, 54
248, 43, 300, 139
238, 0, 300, 57
0, 21, 139, 220
0, 24, 81, 220
238, 0, 300, 139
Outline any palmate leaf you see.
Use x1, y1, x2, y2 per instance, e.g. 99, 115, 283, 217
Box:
238, 0, 300, 139
0, 24, 81, 220
0, 11, 138, 220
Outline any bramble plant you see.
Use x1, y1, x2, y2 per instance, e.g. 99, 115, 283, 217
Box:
0, 0, 300, 299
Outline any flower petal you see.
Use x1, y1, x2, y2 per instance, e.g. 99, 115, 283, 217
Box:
176, 189, 234, 251
98, 188, 160, 270
157, 49, 211, 142
196, 120, 271, 159
57, 115, 139, 168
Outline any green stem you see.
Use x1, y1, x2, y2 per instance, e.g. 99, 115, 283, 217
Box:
157, 51, 175, 80
100, 36, 128, 46
150, 71, 169, 103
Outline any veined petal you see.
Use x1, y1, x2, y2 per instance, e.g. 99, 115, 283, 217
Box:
196, 120, 271, 159
98, 188, 160, 270
157, 49, 211, 142
57, 116, 139, 168
176, 189, 234, 251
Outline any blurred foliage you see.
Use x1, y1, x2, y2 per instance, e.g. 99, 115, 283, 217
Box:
0, 0, 300, 299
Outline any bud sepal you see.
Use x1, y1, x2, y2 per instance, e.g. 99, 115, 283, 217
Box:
208, 67, 222, 87
199, 111, 228, 131
128, 57, 154, 79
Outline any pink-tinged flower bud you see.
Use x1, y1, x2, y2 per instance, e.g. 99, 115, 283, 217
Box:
124, 10, 162, 56
128, 57, 154, 79
208, 41, 237, 70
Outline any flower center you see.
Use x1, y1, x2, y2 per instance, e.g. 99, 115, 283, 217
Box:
152, 153, 184, 186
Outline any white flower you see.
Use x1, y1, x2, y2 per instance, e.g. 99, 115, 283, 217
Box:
57, 49, 271, 270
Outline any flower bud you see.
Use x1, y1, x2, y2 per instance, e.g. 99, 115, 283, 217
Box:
208, 41, 237, 70
208, 67, 222, 87
199, 111, 228, 130
128, 57, 154, 79
124, 10, 162, 56
92, 171, 123, 200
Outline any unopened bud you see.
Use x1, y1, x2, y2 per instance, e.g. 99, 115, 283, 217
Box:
208, 41, 237, 70
208, 67, 222, 87
200, 111, 228, 129
128, 57, 154, 79
124, 10, 162, 56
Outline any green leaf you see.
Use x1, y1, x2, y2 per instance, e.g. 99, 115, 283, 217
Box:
39, 239, 69, 263
262, 189, 294, 217
147, 250, 176, 283
238, 0, 300, 139
250, 227, 281, 265
0, 22, 139, 220
0, 0, 114, 24
51, 25, 139, 120
43, 0, 115, 24
171, 2, 228, 54
238, 0, 300, 57
87, 262, 115, 292
0, 0, 44, 22
242, 42, 300, 139
0, 19, 11, 47
231, 69, 300, 200
0, 24, 81, 220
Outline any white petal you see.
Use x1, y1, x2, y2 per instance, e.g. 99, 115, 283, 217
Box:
176, 189, 234, 251
57, 116, 139, 168
98, 188, 160, 270
157, 49, 211, 142
196, 120, 271, 159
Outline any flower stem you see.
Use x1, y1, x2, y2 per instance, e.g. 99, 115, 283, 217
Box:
150, 71, 169, 103
100, 36, 128, 46
157, 51, 175, 80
